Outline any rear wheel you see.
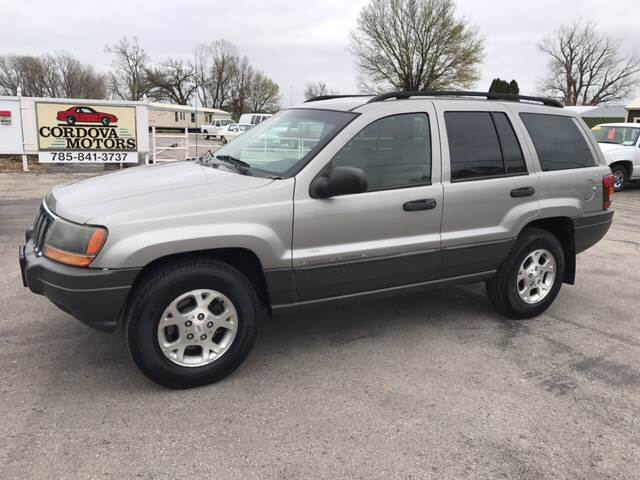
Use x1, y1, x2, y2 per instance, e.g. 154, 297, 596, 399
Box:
125, 258, 259, 388
486, 228, 565, 319
611, 165, 627, 192
220, 136, 227, 144
66, 116, 76, 125
101, 117, 111, 126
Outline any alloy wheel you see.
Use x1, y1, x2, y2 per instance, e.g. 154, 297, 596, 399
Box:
516, 249, 557, 304
156, 289, 238, 368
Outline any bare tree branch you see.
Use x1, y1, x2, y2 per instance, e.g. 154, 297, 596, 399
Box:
304, 82, 338, 100
104, 37, 150, 101
539, 20, 640, 105
146, 58, 196, 105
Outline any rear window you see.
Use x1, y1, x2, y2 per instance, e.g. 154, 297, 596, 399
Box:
520, 113, 596, 171
445, 111, 527, 181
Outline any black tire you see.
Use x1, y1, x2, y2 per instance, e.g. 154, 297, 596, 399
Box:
221, 136, 227, 144
486, 228, 565, 320
101, 117, 110, 126
611, 164, 627, 192
66, 116, 76, 125
125, 257, 260, 388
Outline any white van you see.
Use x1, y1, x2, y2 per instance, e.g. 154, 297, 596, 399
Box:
238, 113, 273, 126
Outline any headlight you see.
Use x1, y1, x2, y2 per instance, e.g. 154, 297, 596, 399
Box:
43, 218, 107, 267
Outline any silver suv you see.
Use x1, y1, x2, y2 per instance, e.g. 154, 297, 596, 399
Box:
19, 91, 615, 388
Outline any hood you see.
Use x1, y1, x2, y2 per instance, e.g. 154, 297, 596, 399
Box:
46, 161, 274, 224
598, 142, 633, 154
598, 142, 634, 163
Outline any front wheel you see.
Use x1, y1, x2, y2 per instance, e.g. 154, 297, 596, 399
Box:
486, 228, 565, 319
220, 136, 227, 144
125, 258, 259, 388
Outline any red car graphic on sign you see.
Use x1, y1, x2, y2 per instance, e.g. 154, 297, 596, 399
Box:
56, 106, 118, 126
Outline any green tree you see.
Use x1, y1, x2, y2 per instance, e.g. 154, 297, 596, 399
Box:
350, 0, 484, 92
489, 78, 519, 95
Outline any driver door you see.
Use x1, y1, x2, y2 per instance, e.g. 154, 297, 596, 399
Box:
292, 102, 443, 302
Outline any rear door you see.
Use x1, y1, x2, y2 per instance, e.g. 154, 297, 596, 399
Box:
436, 101, 541, 277
292, 102, 443, 301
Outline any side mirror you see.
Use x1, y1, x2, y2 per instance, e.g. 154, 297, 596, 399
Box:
310, 166, 368, 198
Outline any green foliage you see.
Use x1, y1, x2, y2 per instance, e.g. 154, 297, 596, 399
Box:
489, 78, 519, 95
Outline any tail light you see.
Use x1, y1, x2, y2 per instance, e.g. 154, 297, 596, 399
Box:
602, 174, 614, 209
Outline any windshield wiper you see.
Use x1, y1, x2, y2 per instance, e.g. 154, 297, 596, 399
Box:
215, 154, 251, 174
200, 151, 282, 179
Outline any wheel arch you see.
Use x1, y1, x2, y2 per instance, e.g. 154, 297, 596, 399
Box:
520, 216, 576, 284
609, 160, 632, 177
127, 247, 272, 320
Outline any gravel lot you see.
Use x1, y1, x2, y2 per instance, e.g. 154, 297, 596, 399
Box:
1, 172, 639, 479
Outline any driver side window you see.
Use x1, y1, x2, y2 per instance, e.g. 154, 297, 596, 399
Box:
331, 113, 431, 191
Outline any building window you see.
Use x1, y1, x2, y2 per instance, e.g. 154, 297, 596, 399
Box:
191, 112, 196, 123
175, 112, 178, 122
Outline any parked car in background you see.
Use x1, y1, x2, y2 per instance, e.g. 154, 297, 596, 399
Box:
56, 106, 118, 126
239, 113, 273, 125
20, 91, 614, 388
217, 123, 252, 144
201, 118, 233, 140
592, 123, 640, 191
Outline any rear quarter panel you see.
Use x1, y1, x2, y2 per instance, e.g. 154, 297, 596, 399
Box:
505, 103, 611, 219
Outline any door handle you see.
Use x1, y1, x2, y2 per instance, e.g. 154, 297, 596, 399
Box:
403, 198, 437, 211
510, 186, 535, 198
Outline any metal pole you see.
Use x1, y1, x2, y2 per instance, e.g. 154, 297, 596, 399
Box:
151, 126, 156, 164
184, 127, 189, 160
17, 87, 29, 172
194, 50, 198, 159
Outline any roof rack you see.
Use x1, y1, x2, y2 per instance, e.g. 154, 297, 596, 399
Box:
305, 94, 372, 103
366, 90, 563, 108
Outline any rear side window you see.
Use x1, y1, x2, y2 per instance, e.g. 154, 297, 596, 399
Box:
332, 113, 431, 190
520, 113, 596, 171
445, 112, 527, 181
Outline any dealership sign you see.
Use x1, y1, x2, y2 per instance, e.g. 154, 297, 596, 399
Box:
36, 103, 138, 163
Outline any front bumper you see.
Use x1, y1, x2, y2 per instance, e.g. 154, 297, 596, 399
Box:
19, 239, 141, 332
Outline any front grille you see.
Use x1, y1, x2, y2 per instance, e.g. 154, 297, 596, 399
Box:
32, 204, 53, 255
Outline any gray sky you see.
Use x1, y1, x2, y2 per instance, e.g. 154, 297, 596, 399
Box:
4, 0, 640, 104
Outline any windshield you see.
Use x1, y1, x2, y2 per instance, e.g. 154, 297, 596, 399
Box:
211, 109, 358, 176
220, 119, 232, 126
592, 125, 640, 146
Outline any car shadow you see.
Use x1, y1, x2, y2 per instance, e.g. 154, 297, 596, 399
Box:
40, 282, 505, 393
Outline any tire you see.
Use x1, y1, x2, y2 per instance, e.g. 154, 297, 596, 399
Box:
486, 227, 565, 320
125, 257, 260, 388
611, 165, 627, 192
101, 117, 111, 126
66, 116, 76, 125
220, 136, 227, 144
